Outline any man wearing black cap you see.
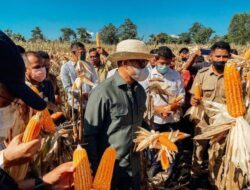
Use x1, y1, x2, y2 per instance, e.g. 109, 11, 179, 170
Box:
0, 31, 75, 189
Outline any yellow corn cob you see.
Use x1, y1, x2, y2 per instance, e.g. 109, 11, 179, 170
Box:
40, 109, 56, 133
93, 147, 117, 190
9, 113, 42, 181
96, 32, 101, 47
22, 112, 42, 142
194, 83, 202, 100
243, 49, 250, 61
30, 85, 56, 133
73, 145, 92, 190
224, 63, 246, 117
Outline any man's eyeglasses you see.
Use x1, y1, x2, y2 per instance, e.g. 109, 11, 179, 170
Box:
128, 60, 147, 69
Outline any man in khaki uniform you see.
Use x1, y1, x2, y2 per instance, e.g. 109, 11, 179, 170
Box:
190, 41, 231, 187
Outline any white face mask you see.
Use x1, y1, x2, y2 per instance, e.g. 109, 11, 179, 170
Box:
0, 103, 19, 139
128, 66, 149, 81
31, 67, 46, 82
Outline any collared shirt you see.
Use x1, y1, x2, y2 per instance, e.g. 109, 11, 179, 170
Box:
94, 63, 109, 82
147, 67, 185, 124
60, 60, 97, 109
47, 73, 60, 95
190, 65, 225, 124
84, 71, 147, 176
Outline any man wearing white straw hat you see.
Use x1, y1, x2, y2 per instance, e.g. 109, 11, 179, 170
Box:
84, 39, 153, 190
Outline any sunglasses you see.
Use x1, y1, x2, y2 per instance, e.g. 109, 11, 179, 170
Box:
128, 60, 147, 69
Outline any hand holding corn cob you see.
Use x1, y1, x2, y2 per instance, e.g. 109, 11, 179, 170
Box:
3, 133, 41, 168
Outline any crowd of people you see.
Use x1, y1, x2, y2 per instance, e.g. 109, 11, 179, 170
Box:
0, 29, 249, 190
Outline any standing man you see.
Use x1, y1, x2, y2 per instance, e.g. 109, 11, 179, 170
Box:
88, 47, 111, 82
147, 46, 185, 178
84, 39, 152, 190
190, 41, 231, 188
60, 42, 97, 116
37, 51, 62, 104
25, 51, 56, 104
0, 31, 75, 190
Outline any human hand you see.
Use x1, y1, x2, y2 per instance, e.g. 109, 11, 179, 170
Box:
42, 162, 75, 190
190, 96, 200, 106
3, 134, 41, 168
154, 105, 171, 118
97, 47, 109, 57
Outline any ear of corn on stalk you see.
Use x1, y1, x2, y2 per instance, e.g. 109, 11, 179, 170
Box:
93, 147, 117, 190
73, 145, 93, 190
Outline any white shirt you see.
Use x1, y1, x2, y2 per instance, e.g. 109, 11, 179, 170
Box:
148, 67, 185, 124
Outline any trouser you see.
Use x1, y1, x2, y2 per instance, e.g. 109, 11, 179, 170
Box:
148, 122, 180, 178
111, 162, 140, 190
191, 120, 209, 177
0, 168, 18, 190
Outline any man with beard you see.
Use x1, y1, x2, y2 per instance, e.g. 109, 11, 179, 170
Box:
190, 41, 231, 188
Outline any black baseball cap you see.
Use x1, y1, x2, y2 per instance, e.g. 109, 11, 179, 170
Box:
0, 31, 46, 110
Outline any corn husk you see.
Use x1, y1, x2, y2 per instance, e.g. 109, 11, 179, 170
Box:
134, 127, 190, 170
194, 100, 250, 188
184, 104, 204, 121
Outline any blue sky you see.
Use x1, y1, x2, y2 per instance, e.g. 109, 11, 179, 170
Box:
0, 0, 249, 40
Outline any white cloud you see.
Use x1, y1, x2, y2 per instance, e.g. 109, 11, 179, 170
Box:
170, 34, 179, 38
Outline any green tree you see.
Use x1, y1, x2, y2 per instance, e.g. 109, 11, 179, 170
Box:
118, 18, 137, 41
177, 32, 191, 44
4, 29, 26, 41
100, 23, 119, 45
76, 28, 92, 43
209, 35, 229, 44
4, 29, 14, 38
31, 26, 45, 41
60, 27, 76, 42
228, 13, 250, 45
188, 22, 214, 44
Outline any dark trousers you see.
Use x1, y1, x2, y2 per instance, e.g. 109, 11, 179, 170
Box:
111, 162, 140, 190
148, 122, 181, 178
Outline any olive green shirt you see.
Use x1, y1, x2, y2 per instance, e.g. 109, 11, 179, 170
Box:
84, 71, 147, 176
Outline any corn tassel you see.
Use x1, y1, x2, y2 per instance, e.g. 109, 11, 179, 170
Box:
93, 147, 117, 190
224, 63, 246, 117
9, 113, 42, 181
96, 32, 101, 47
73, 145, 92, 190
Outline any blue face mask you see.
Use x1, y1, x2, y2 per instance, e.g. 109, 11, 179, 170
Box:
156, 65, 169, 75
